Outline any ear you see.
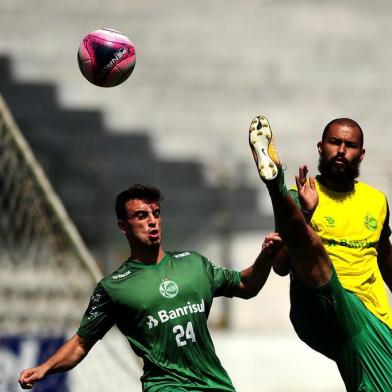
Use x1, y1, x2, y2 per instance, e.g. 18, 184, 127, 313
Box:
359, 148, 365, 162
118, 219, 127, 234
317, 141, 323, 154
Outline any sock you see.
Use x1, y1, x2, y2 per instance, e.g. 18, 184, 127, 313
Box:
266, 167, 288, 197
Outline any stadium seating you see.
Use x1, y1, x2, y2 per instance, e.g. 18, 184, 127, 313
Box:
0, 56, 272, 273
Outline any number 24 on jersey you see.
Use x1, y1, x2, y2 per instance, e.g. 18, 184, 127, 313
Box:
173, 322, 196, 347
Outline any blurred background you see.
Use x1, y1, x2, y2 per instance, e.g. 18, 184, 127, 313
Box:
1, 0, 392, 391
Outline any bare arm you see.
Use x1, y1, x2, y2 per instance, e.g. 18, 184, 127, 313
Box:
233, 232, 283, 299
19, 334, 96, 389
377, 235, 392, 293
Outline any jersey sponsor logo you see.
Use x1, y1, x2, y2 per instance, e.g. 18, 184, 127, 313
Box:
173, 252, 190, 258
158, 300, 205, 323
146, 315, 159, 329
146, 299, 205, 328
364, 213, 378, 231
325, 238, 377, 249
159, 279, 179, 298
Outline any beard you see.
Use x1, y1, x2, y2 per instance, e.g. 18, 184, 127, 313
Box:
318, 154, 361, 184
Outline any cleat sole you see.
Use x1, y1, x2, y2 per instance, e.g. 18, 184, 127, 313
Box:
249, 115, 279, 181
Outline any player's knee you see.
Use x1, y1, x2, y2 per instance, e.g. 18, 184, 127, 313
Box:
290, 239, 332, 287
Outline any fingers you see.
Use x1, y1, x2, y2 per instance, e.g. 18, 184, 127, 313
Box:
296, 165, 317, 190
263, 232, 281, 243
309, 175, 316, 189
262, 232, 283, 253
21, 383, 33, 390
298, 165, 308, 184
19, 369, 38, 389
19, 378, 34, 389
295, 165, 307, 189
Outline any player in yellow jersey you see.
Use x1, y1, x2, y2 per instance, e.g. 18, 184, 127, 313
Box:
249, 115, 392, 392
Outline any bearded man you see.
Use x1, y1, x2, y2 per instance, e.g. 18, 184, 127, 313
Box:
252, 116, 392, 391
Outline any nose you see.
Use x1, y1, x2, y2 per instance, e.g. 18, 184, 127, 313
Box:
337, 142, 346, 155
147, 213, 157, 226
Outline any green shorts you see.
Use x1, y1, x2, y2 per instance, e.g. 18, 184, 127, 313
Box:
290, 267, 392, 392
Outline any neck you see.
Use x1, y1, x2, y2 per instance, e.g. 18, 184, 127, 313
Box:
318, 175, 355, 192
129, 245, 165, 265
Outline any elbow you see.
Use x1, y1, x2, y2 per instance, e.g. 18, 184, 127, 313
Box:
237, 287, 259, 300
273, 264, 291, 276
272, 257, 291, 276
245, 292, 257, 300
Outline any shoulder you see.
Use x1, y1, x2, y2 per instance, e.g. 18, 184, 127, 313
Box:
355, 181, 385, 194
168, 251, 212, 268
100, 261, 134, 287
355, 181, 387, 202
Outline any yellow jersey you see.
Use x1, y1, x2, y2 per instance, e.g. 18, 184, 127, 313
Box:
292, 177, 392, 329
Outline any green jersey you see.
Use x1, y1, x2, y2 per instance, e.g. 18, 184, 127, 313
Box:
77, 251, 241, 391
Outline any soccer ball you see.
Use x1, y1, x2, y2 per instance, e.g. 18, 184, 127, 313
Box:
77, 28, 136, 87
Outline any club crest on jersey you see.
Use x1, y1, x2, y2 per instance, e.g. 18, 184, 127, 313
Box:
364, 213, 378, 231
159, 279, 179, 298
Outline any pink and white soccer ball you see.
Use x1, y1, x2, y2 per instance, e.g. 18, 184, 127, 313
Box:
77, 28, 136, 87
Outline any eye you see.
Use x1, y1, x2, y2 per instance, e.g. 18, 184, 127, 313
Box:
135, 212, 148, 219
345, 141, 358, 149
328, 138, 341, 146
153, 209, 161, 218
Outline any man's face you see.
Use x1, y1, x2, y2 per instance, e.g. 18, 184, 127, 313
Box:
119, 199, 162, 248
318, 123, 365, 184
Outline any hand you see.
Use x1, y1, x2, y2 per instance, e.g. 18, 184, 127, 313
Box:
19, 367, 45, 389
295, 165, 318, 212
262, 232, 283, 257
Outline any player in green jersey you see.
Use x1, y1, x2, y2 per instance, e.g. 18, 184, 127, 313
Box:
248, 115, 392, 391
19, 184, 281, 391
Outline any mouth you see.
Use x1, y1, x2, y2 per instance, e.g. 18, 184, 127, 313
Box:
148, 229, 160, 240
331, 157, 348, 168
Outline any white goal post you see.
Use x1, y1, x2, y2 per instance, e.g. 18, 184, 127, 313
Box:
0, 95, 140, 391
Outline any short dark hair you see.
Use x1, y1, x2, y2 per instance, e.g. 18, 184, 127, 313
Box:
322, 118, 364, 147
115, 184, 163, 220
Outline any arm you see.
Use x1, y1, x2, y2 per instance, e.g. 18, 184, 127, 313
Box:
377, 230, 392, 294
19, 334, 96, 389
233, 232, 283, 299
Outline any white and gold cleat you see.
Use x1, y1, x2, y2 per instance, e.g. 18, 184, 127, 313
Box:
249, 115, 281, 181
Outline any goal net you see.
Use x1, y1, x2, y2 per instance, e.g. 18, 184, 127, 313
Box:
0, 96, 140, 392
